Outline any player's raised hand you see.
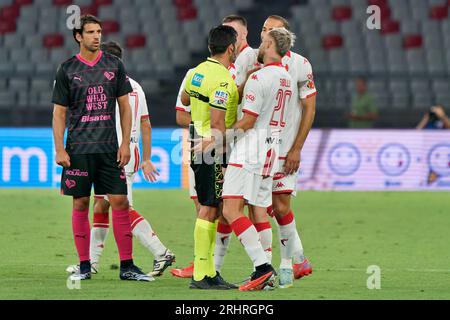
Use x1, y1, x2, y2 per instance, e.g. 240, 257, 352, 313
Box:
117, 143, 131, 168
56, 149, 71, 168
284, 149, 301, 175
141, 160, 159, 182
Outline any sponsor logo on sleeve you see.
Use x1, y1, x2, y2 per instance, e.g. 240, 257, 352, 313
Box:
213, 90, 228, 106
192, 73, 204, 87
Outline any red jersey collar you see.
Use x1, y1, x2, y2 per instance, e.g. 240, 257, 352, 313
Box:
239, 44, 249, 54
264, 61, 284, 68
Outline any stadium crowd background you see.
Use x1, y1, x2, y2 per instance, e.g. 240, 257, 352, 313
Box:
1, 0, 450, 129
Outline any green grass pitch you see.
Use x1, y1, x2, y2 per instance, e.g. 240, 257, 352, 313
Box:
1, 189, 449, 300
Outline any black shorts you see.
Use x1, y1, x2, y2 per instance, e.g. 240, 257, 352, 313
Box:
189, 124, 227, 207
191, 159, 224, 207
61, 153, 127, 198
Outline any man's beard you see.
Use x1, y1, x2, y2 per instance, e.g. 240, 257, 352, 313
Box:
257, 51, 264, 64
85, 43, 99, 53
230, 51, 237, 63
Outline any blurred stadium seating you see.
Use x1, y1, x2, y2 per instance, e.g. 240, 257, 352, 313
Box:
0, 0, 449, 128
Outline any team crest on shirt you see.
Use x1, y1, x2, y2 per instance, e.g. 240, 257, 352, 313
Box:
192, 73, 204, 87
104, 71, 115, 81
213, 90, 228, 106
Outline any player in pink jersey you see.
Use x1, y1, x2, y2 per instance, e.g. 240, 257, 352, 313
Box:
66, 42, 175, 278
53, 15, 150, 282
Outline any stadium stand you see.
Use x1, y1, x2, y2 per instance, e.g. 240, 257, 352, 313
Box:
0, 0, 449, 128
287, 0, 450, 127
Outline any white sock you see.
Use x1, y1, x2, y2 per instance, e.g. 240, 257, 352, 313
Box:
280, 258, 293, 269
90, 227, 108, 265
277, 212, 305, 264
232, 217, 268, 268
255, 222, 273, 264
292, 230, 305, 264
214, 222, 232, 272
90, 213, 110, 265
132, 218, 167, 258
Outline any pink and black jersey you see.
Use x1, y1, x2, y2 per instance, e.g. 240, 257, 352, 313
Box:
52, 50, 133, 154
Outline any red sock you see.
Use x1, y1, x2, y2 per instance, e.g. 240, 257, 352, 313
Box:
231, 216, 254, 237
276, 211, 294, 226
93, 212, 109, 228
254, 222, 271, 233
231, 216, 268, 267
217, 221, 233, 234
72, 209, 90, 261
129, 209, 145, 231
267, 205, 274, 217
112, 209, 133, 261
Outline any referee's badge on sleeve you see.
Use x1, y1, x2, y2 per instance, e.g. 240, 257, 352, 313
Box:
192, 73, 204, 87
213, 90, 228, 106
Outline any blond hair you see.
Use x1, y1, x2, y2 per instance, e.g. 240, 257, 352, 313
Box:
268, 27, 296, 57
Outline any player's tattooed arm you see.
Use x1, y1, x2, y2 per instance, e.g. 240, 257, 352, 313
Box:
52, 104, 71, 168
285, 95, 316, 175
117, 94, 132, 168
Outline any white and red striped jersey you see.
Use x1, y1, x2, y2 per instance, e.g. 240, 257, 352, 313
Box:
116, 77, 149, 173
280, 51, 317, 156
228, 62, 295, 177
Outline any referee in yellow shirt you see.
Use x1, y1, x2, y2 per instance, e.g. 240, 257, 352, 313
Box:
181, 25, 239, 289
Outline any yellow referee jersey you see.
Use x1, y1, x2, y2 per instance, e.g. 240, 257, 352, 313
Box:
184, 57, 239, 137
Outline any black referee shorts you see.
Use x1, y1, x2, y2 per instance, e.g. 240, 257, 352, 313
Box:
189, 123, 227, 207
61, 153, 127, 198
191, 156, 224, 207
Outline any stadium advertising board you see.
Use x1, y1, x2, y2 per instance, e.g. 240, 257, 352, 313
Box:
1, 129, 449, 191
0, 128, 182, 189
297, 130, 450, 191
